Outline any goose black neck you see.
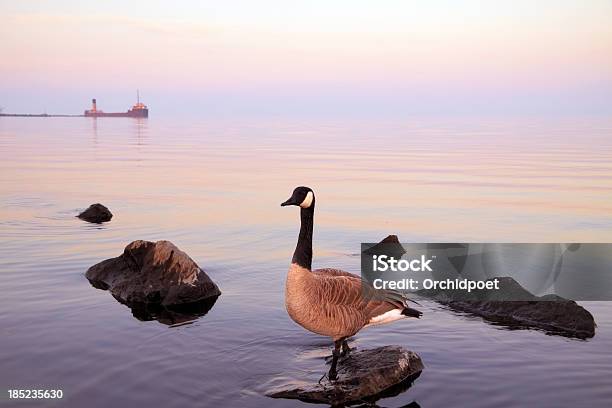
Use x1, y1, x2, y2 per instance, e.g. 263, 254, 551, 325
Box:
292, 205, 314, 270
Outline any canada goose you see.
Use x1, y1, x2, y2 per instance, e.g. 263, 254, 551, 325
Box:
281, 186, 422, 380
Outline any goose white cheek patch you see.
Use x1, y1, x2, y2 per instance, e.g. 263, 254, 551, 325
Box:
299, 191, 314, 208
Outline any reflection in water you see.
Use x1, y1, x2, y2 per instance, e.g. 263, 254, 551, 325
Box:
113, 294, 219, 326
352, 372, 422, 408
131, 117, 148, 146
88, 274, 219, 325
91, 117, 98, 144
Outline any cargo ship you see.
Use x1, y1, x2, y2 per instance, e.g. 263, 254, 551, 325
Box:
84, 91, 148, 118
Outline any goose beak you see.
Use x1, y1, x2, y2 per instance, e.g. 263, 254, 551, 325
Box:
281, 197, 296, 206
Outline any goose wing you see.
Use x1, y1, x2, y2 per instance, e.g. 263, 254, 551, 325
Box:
313, 268, 417, 310
313, 267, 360, 279
309, 272, 420, 338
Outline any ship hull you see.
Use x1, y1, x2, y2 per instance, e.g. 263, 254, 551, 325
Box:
84, 108, 148, 118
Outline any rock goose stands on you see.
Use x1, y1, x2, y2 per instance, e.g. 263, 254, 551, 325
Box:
281, 186, 422, 380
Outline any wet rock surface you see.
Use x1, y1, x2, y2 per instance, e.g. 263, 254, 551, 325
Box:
86, 240, 221, 310
365, 234, 407, 259
77, 203, 113, 223
267, 346, 424, 406
419, 277, 595, 339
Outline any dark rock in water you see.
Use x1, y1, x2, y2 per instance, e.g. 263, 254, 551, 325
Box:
419, 277, 595, 339
267, 346, 423, 406
86, 240, 221, 311
364, 235, 406, 259
77, 203, 113, 223
379, 234, 402, 245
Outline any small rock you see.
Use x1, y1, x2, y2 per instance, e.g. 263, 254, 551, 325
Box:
267, 346, 423, 406
77, 203, 113, 223
419, 277, 595, 339
379, 234, 402, 245
86, 240, 221, 307
363, 235, 406, 260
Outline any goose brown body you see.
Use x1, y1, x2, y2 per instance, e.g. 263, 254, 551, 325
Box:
285, 264, 408, 341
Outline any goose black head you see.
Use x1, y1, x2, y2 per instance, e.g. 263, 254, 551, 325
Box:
281, 186, 314, 209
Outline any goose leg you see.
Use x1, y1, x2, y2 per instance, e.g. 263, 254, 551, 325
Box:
328, 340, 342, 381
340, 339, 351, 357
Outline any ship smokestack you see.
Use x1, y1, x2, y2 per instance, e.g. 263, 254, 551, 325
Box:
92, 98, 97, 112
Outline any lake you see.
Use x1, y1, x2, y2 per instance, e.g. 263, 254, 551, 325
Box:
1, 116, 611, 407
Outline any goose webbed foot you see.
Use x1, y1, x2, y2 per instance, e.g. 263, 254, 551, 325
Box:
318, 371, 338, 385
318, 372, 328, 385
328, 366, 338, 382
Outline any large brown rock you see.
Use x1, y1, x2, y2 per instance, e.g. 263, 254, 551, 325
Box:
419, 277, 595, 339
267, 346, 423, 406
86, 240, 220, 306
77, 203, 113, 223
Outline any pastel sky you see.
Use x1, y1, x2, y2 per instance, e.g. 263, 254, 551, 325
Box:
1, 0, 611, 116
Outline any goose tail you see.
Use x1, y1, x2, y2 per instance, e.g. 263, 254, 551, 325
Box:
382, 288, 423, 309
401, 306, 423, 318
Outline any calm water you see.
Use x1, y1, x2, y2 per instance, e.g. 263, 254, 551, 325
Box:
1, 116, 612, 407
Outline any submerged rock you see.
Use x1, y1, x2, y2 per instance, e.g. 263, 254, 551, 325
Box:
86, 240, 221, 308
419, 277, 595, 339
77, 203, 113, 223
267, 346, 423, 406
